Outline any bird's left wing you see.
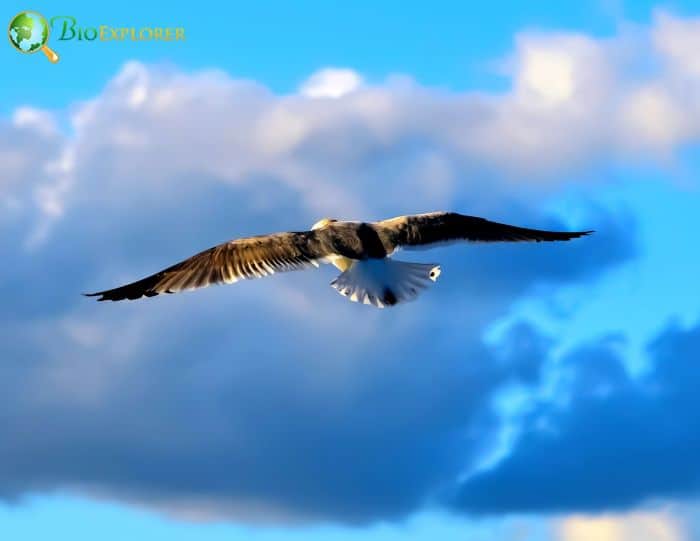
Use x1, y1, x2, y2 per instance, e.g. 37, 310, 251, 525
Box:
377, 212, 592, 251
85, 230, 331, 301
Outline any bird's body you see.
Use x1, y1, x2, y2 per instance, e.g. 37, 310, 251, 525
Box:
86, 212, 592, 308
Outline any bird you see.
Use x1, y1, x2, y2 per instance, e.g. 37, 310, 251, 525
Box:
85, 212, 592, 308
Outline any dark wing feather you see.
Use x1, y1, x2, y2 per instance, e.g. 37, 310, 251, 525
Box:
85, 231, 328, 302
378, 212, 592, 250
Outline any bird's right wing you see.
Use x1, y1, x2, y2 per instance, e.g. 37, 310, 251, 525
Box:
378, 212, 592, 251
85, 230, 332, 302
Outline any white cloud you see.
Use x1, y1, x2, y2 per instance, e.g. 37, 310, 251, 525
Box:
12, 106, 58, 137
512, 33, 610, 106
653, 11, 700, 78
300, 68, 363, 98
519, 47, 576, 102
558, 511, 684, 541
4, 11, 698, 249
620, 85, 691, 149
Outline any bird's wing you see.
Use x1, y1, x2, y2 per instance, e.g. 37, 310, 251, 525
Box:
85, 230, 331, 301
378, 212, 593, 251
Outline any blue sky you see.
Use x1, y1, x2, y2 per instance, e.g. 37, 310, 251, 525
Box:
3, 2, 700, 541
4, 0, 700, 110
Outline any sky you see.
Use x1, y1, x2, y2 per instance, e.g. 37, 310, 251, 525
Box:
2, 1, 700, 540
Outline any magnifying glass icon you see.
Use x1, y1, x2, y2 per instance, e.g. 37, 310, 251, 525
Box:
8, 11, 60, 63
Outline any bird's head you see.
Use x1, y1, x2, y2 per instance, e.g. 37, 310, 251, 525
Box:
311, 218, 338, 230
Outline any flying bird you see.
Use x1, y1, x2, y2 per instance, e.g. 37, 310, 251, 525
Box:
85, 212, 592, 308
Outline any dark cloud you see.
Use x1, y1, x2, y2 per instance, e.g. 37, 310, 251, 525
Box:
453, 322, 700, 515
0, 202, 633, 523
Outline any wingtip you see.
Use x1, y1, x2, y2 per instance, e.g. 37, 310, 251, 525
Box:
567, 230, 594, 239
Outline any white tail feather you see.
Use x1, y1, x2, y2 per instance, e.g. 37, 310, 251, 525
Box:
330, 259, 441, 308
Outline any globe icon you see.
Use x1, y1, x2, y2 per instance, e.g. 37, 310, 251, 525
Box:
8, 11, 59, 63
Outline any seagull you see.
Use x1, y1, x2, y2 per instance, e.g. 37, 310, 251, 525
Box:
85, 212, 592, 308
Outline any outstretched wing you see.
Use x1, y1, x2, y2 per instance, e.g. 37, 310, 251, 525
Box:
85, 231, 329, 302
378, 212, 592, 251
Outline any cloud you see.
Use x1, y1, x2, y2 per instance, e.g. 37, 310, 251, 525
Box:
11, 11, 700, 248
453, 321, 700, 516
3, 9, 700, 526
557, 511, 683, 541
300, 68, 364, 98
652, 10, 700, 78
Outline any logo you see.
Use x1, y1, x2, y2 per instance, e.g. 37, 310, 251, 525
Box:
8, 12, 186, 63
8, 11, 59, 63
50, 17, 186, 42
